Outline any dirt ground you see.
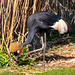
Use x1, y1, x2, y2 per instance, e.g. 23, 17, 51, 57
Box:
31, 42, 75, 71
0, 42, 75, 74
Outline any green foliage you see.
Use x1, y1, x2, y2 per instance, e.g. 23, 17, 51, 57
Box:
0, 38, 2, 42
0, 50, 12, 68
34, 68, 75, 75
14, 34, 18, 39
71, 3, 75, 8
0, 37, 12, 68
20, 46, 29, 56
18, 58, 36, 66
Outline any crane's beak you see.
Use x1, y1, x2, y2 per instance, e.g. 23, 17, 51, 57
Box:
16, 54, 19, 60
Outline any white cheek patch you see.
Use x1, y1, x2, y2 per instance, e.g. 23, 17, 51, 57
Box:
49, 19, 68, 34
17, 50, 19, 54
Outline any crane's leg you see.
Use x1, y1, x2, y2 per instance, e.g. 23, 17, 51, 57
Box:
43, 33, 46, 67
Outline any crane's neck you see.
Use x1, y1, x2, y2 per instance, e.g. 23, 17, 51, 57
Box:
21, 30, 35, 48
21, 41, 28, 48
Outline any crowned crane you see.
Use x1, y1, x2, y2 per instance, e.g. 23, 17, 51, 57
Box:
9, 11, 73, 60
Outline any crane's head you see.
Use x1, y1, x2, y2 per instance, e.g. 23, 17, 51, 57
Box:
9, 42, 23, 60
14, 50, 22, 60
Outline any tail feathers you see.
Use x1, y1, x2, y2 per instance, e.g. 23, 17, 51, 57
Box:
49, 19, 68, 34
62, 17, 73, 34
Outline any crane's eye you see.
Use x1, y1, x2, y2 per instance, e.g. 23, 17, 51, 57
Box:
17, 50, 21, 54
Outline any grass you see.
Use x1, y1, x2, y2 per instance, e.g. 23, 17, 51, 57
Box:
34, 68, 75, 75
0, 68, 75, 75
0, 71, 24, 75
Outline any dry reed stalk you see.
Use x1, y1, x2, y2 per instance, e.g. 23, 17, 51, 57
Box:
1, 14, 4, 51
18, 18, 22, 41
37, 0, 42, 11
14, 16, 23, 41
6, 0, 11, 40
3, 1, 10, 39
1, 0, 4, 51
33, 0, 37, 13
22, 0, 29, 43
10, 0, 18, 41
1, 0, 10, 52
22, 0, 26, 43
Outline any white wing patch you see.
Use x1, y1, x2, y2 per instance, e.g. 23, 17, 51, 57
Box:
49, 19, 68, 34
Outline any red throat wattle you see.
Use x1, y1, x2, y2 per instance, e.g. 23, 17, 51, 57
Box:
17, 50, 21, 54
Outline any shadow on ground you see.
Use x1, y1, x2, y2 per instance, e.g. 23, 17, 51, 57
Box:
35, 53, 75, 63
